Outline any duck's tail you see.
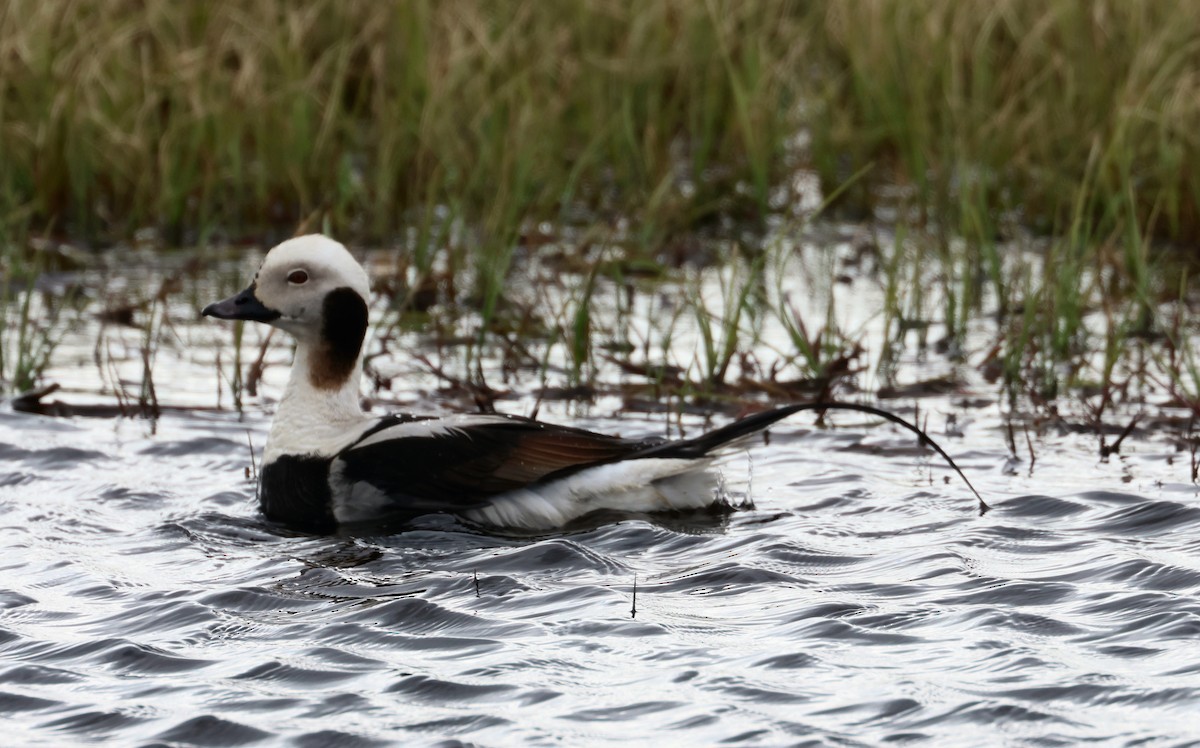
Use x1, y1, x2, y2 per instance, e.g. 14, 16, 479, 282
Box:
634, 402, 989, 515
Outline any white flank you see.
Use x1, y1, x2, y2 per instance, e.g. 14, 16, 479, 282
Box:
462, 458, 724, 530
327, 461, 395, 524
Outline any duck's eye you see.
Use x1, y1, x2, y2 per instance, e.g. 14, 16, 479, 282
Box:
287, 269, 309, 285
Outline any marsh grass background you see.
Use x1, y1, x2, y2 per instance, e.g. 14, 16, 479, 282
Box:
1, 0, 1198, 419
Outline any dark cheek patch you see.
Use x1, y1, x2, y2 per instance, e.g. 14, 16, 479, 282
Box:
310, 287, 368, 390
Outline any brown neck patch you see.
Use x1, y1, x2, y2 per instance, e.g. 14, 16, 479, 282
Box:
309, 287, 368, 390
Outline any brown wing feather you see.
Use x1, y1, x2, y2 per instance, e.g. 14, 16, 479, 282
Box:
487, 429, 647, 484
336, 417, 659, 510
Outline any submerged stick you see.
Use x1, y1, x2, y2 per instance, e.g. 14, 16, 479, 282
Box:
788, 402, 989, 515
638, 401, 990, 515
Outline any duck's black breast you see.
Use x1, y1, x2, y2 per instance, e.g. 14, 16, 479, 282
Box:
259, 455, 337, 533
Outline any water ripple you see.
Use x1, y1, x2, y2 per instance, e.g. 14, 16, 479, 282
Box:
4, 410, 1200, 745
156, 715, 273, 746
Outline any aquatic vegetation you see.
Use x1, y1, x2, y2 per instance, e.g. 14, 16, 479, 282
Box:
0, 240, 74, 393
0, 0, 1196, 430
3, 1, 1196, 242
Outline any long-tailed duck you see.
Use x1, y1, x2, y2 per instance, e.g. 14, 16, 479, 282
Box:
203, 234, 983, 533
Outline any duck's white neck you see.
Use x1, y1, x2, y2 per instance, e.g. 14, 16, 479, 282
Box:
263, 340, 370, 463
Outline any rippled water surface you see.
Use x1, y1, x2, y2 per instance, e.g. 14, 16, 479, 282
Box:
5, 405, 1200, 747
4, 250, 1200, 746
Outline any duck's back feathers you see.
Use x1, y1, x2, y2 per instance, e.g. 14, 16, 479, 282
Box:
318, 409, 846, 530
332, 414, 666, 516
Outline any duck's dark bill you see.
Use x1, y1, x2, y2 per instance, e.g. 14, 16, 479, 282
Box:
202, 284, 280, 322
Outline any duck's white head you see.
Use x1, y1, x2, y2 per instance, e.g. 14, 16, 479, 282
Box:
203, 234, 371, 390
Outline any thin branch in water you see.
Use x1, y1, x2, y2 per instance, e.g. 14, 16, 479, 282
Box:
635, 401, 991, 515
1100, 414, 1141, 458
1024, 424, 1036, 476
1188, 414, 1198, 484
245, 328, 275, 398
245, 430, 258, 483
412, 352, 498, 412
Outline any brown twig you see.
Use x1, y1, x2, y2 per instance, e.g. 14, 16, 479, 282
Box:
245, 328, 275, 397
